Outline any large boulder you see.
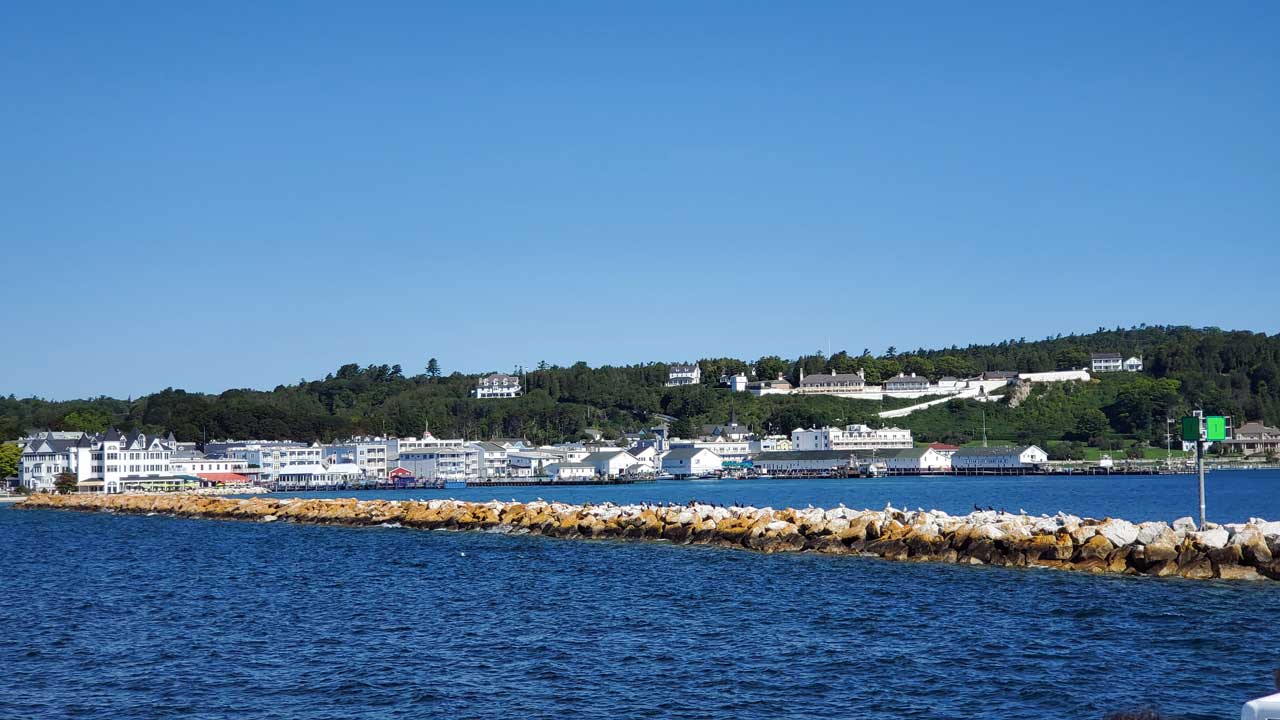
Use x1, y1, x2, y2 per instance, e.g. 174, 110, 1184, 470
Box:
1192, 527, 1230, 550
1136, 521, 1175, 546
1098, 519, 1139, 547
1076, 533, 1114, 561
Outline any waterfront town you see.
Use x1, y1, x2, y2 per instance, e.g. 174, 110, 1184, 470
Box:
11, 353, 1275, 494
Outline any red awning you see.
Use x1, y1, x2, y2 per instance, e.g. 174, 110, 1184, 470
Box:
196, 473, 250, 484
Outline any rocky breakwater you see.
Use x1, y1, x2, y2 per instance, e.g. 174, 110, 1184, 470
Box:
19, 493, 1280, 581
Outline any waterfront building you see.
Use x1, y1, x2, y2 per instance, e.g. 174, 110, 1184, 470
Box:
276, 462, 365, 488
398, 447, 474, 482
883, 373, 930, 393
660, 447, 722, 478
227, 442, 324, 483
794, 370, 865, 396
751, 450, 857, 475
469, 441, 511, 480
545, 462, 595, 482
626, 445, 658, 466
671, 437, 751, 463
927, 442, 960, 460
885, 447, 951, 472
323, 439, 389, 479
666, 363, 701, 387
19, 429, 183, 493
950, 445, 1048, 470
508, 450, 563, 477
790, 424, 914, 451
1223, 422, 1280, 456
472, 373, 522, 399
388, 433, 467, 462
582, 450, 650, 477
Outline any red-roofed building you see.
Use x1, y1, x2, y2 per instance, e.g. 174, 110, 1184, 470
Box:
928, 443, 960, 459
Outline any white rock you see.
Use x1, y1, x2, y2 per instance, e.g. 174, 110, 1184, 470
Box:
973, 524, 1006, 541
1192, 527, 1229, 549
1136, 521, 1173, 545
1172, 516, 1197, 533
765, 520, 793, 533
1256, 521, 1280, 538
1098, 519, 1140, 547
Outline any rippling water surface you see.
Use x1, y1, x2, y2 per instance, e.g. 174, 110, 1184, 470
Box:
3, 472, 1279, 719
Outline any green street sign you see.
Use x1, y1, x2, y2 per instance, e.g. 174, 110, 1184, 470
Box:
1181, 416, 1200, 442
1205, 416, 1227, 442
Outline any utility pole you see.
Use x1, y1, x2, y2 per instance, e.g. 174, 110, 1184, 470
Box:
1193, 410, 1206, 529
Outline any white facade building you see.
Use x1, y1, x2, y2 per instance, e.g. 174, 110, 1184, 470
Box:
398, 447, 476, 482
227, 443, 324, 483
883, 373, 930, 393
661, 448, 722, 478
790, 424, 914, 451
323, 440, 389, 479
672, 438, 751, 463
950, 445, 1048, 470
470, 441, 511, 480
508, 450, 563, 478
546, 462, 596, 481
885, 447, 951, 472
472, 373, 522, 399
1124, 356, 1143, 372
1090, 353, 1124, 373
19, 429, 182, 494
795, 371, 866, 396
666, 363, 701, 387
582, 450, 650, 477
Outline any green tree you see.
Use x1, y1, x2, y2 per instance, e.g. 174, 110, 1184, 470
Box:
61, 408, 110, 433
755, 356, 788, 380
0, 443, 20, 480
426, 358, 441, 379
54, 471, 77, 495
1074, 409, 1110, 444
1055, 348, 1089, 370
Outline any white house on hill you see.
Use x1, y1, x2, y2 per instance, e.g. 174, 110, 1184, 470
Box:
472, 373, 522, 399
666, 363, 701, 387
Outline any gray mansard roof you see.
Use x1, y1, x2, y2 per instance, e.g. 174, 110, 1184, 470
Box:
799, 373, 864, 387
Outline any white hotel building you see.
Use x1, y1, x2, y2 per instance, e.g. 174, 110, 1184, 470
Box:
791, 424, 914, 452
19, 429, 181, 493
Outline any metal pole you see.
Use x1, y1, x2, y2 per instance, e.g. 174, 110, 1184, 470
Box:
1197, 439, 1206, 528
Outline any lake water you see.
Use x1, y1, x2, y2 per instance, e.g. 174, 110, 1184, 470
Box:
3, 471, 1279, 719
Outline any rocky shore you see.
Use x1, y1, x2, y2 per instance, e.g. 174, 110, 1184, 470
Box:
19, 493, 1280, 581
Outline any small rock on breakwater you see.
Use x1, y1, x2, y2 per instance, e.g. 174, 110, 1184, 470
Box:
19, 493, 1280, 581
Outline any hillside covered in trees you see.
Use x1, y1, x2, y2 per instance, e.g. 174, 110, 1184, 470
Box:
2, 326, 1277, 451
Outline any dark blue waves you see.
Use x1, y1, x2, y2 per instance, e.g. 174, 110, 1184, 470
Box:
3, 473, 1279, 719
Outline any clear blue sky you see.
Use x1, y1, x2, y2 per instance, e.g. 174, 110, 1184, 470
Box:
3, 2, 1277, 400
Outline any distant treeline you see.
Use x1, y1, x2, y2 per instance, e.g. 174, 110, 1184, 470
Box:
2, 326, 1276, 449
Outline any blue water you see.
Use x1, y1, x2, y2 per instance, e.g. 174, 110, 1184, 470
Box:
3, 472, 1279, 719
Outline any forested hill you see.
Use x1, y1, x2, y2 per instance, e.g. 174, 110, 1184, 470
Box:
1, 326, 1276, 447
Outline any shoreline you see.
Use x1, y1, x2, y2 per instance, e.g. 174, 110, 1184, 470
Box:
16, 493, 1280, 582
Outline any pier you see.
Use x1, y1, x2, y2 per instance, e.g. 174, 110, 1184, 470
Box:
19, 493, 1280, 582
